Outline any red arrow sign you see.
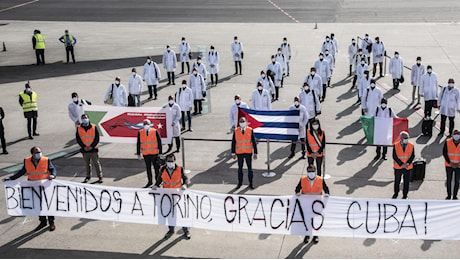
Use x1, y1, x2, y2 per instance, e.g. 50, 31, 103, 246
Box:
100, 112, 167, 138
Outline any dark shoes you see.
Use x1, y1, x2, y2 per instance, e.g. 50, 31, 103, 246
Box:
83, 177, 90, 183
236, 184, 242, 189
2, 151, 8, 154
49, 224, 56, 231
184, 230, 191, 240
143, 183, 153, 188
34, 222, 47, 231
28, 136, 34, 140
164, 230, 174, 240
446, 196, 451, 200
312, 236, 319, 244
97, 178, 103, 184
303, 236, 310, 244
249, 184, 255, 190
288, 152, 295, 159
382, 155, 387, 160
373, 154, 380, 161
392, 194, 398, 199
33, 132, 40, 136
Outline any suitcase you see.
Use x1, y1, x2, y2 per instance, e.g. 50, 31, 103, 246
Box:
128, 94, 135, 107
411, 159, 426, 182
422, 119, 433, 136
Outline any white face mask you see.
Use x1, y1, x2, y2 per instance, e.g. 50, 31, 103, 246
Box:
381, 103, 387, 108
261, 74, 266, 78
272, 59, 276, 62
144, 125, 150, 131
416, 61, 421, 65
239, 122, 247, 128
82, 118, 89, 124
359, 52, 363, 55
395, 54, 399, 58
312, 124, 319, 130
304, 86, 310, 91
402, 138, 409, 144
258, 86, 263, 91
235, 99, 241, 105
361, 61, 365, 65
197, 60, 201, 64
234, 40, 238, 43
448, 84, 454, 88
371, 83, 376, 88
132, 72, 136, 76
34, 152, 42, 160
147, 59, 151, 63
319, 56, 323, 60
278, 51, 281, 54
193, 71, 198, 75
307, 171, 316, 179
326, 38, 330, 42
182, 40, 185, 43
167, 48, 171, 51
311, 71, 316, 76
427, 69, 432, 73
168, 100, 174, 105
72, 97, 78, 102
294, 101, 300, 106
26, 88, 31, 93
115, 80, 120, 85
182, 84, 187, 89
454, 135, 460, 141
325, 51, 329, 55
365, 36, 368, 40
352, 41, 356, 44
167, 162, 175, 168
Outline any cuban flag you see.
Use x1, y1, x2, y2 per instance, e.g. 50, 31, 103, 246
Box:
238, 108, 300, 141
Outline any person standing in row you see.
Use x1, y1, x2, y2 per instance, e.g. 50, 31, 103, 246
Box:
257, 71, 275, 101
306, 119, 326, 177
280, 37, 292, 76
323, 49, 334, 88
443, 129, 460, 200
19, 82, 39, 139
392, 131, 414, 199
128, 68, 143, 107
330, 33, 339, 61
58, 29, 77, 64
251, 82, 271, 110
314, 53, 330, 102
104, 77, 128, 107
299, 82, 321, 124
352, 49, 368, 88
362, 79, 383, 117
372, 36, 385, 78
374, 98, 397, 161
164, 96, 181, 154
361, 33, 372, 64
231, 36, 244, 75
321, 35, 335, 57
77, 114, 103, 184
142, 56, 161, 100
389, 51, 404, 90
229, 94, 248, 133
189, 67, 206, 115
419, 65, 438, 118
191, 56, 207, 83
4, 146, 57, 231
438, 78, 460, 137
231, 116, 258, 189
32, 29, 45, 65
207, 46, 220, 86
176, 80, 194, 131
162, 45, 177, 85
347, 38, 358, 77
266, 55, 283, 101
304, 67, 323, 100
137, 119, 162, 188
288, 97, 308, 159
411, 57, 425, 105
68, 92, 90, 128
0, 107, 7, 154
275, 47, 286, 87
179, 37, 191, 74
357, 68, 371, 106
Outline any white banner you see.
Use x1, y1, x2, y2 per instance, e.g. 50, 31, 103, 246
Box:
83, 105, 173, 144
4, 180, 460, 240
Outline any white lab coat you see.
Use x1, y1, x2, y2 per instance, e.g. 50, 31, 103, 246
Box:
162, 50, 177, 72
189, 74, 206, 100
410, 63, 425, 87
231, 41, 243, 61
324, 54, 334, 71
275, 53, 286, 73
68, 99, 88, 124
321, 41, 335, 55
358, 76, 372, 99
419, 72, 438, 101
229, 101, 249, 128
361, 38, 373, 56
356, 63, 369, 80
354, 53, 368, 72
164, 102, 181, 137
179, 42, 191, 62
251, 89, 271, 110
362, 87, 383, 116
175, 86, 193, 111
289, 104, 308, 138
332, 38, 339, 54
266, 61, 283, 87
257, 76, 275, 96
389, 56, 404, 79
104, 84, 128, 107
207, 51, 220, 74
303, 74, 323, 98
314, 59, 331, 83
128, 74, 143, 95
299, 90, 321, 120
142, 62, 161, 85
372, 41, 385, 63
348, 43, 358, 65
280, 43, 291, 61
438, 86, 460, 117
191, 63, 208, 80
375, 106, 397, 118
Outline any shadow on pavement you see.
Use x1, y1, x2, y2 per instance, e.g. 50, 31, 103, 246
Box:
335, 103, 360, 120
286, 240, 314, 259
336, 119, 362, 139
335, 87, 357, 103
420, 136, 443, 164
336, 139, 367, 166
70, 218, 97, 231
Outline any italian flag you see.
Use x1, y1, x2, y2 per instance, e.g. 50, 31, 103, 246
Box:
360, 116, 409, 145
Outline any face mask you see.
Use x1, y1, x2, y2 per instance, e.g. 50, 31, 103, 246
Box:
235, 99, 241, 105
361, 61, 365, 65
182, 84, 187, 89
359, 52, 363, 55
416, 61, 421, 65
239, 122, 246, 128
234, 40, 238, 43
72, 97, 78, 102
34, 152, 42, 160
167, 48, 170, 51
82, 118, 89, 124
261, 74, 266, 78
454, 135, 460, 141
365, 36, 368, 40
352, 41, 356, 44
272, 59, 276, 62
167, 162, 175, 168
312, 124, 319, 130
371, 83, 376, 88
132, 72, 136, 76
427, 69, 432, 73
193, 71, 198, 75
197, 60, 201, 64
311, 71, 316, 76
115, 80, 120, 85
168, 100, 174, 105
325, 51, 329, 55
326, 39, 330, 42
304, 86, 310, 91
381, 104, 387, 108
283, 41, 287, 44
402, 139, 409, 144
448, 84, 454, 88
144, 125, 150, 131
147, 59, 151, 63
182, 40, 185, 43
395, 54, 399, 58
211, 49, 214, 52
258, 86, 263, 91
278, 51, 281, 54
294, 101, 300, 106
307, 171, 316, 179
319, 56, 323, 60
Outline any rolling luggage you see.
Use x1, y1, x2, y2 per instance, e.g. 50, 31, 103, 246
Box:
422, 119, 433, 136
411, 159, 426, 182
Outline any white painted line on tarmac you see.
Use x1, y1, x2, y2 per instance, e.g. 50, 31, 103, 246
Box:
0, 0, 39, 13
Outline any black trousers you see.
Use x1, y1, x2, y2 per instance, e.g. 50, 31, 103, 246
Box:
376, 146, 387, 157
168, 136, 181, 151
394, 168, 411, 197
39, 216, 54, 225
440, 115, 455, 136
237, 153, 253, 185
308, 156, 323, 177
373, 62, 383, 77
194, 100, 202, 114
167, 72, 175, 84
234, 61, 242, 74
424, 100, 436, 118
0, 121, 6, 152
275, 86, 280, 100
147, 85, 157, 99
35, 49, 45, 65
322, 84, 327, 100
143, 154, 160, 185
446, 167, 460, 198
210, 74, 218, 85
181, 62, 190, 73
181, 111, 191, 129
65, 46, 75, 63
25, 113, 38, 137
290, 138, 306, 155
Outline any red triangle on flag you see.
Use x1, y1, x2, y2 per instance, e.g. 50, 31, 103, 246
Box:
238, 108, 264, 129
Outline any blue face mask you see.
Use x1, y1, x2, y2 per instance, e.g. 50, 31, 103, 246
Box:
35, 152, 42, 160
82, 118, 89, 124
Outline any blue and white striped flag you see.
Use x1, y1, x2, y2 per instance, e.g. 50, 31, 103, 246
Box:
238, 108, 300, 141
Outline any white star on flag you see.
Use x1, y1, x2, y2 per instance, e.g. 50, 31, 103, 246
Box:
157, 123, 163, 129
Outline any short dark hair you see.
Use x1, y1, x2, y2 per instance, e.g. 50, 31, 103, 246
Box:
30, 146, 39, 154
166, 153, 176, 161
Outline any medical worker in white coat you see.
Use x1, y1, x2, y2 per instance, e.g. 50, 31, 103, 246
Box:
207, 46, 220, 86
303, 67, 323, 99
299, 82, 321, 123
142, 56, 161, 100
314, 53, 331, 102
352, 49, 368, 88
266, 55, 283, 101
438, 79, 460, 137
231, 36, 243, 75
348, 38, 358, 76
162, 45, 177, 85
357, 69, 372, 107
280, 37, 292, 76
419, 65, 438, 118
176, 80, 194, 131
229, 94, 249, 132
189, 68, 206, 115
191, 56, 207, 83
179, 37, 191, 74
372, 37, 385, 78
362, 79, 383, 117
389, 51, 404, 89
164, 95, 181, 154
104, 77, 128, 107
410, 57, 425, 105
257, 71, 275, 101
361, 34, 372, 64
251, 82, 271, 110
288, 96, 308, 159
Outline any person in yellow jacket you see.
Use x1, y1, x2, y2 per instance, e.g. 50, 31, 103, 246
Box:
59, 29, 77, 64
153, 153, 191, 240
392, 131, 415, 199
3, 146, 57, 231
32, 29, 45, 65
443, 129, 460, 200
231, 116, 258, 189
137, 119, 162, 188
295, 165, 329, 244
19, 82, 39, 139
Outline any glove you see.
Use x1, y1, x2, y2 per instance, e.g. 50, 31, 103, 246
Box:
181, 185, 187, 190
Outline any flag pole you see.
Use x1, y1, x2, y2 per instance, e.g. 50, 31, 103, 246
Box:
262, 139, 276, 177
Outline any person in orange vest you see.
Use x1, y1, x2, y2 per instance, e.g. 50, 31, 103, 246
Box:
306, 119, 326, 177
153, 153, 190, 240
443, 129, 460, 200
3, 146, 57, 231
76, 114, 103, 183
295, 165, 329, 244
137, 119, 162, 188
231, 116, 258, 189
392, 131, 414, 199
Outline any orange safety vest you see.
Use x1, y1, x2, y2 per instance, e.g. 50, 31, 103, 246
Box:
161, 166, 182, 188
307, 130, 324, 157
78, 123, 98, 148
393, 142, 414, 170
25, 156, 50, 181
445, 138, 460, 167
301, 176, 323, 195
235, 127, 254, 154
139, 129, 159, 155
